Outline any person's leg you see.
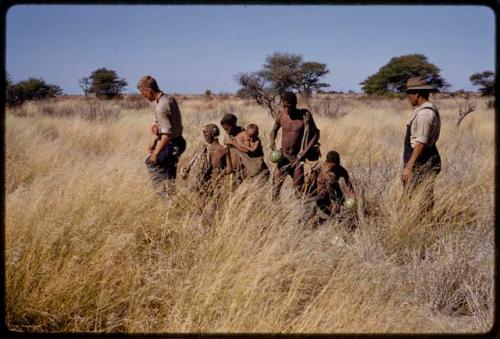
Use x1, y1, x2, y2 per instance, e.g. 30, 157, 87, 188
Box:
147, 163, 168, 197
272, 167, 286, 201
292, 163, 305, 198
164, 155, 179, 197
422, 171, 438, 213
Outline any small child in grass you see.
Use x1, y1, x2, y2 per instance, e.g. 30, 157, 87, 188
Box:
304, 150, 356, 219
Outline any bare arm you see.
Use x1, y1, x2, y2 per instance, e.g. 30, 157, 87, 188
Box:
298, 112, 320, 159
225, 147, 233, 174
148, 134, 159, 153
269, 117, 281, 150
343, 172, 356, 198
231, 138, 260, 153
150, 133, 171, 164
402, 142, 425, 184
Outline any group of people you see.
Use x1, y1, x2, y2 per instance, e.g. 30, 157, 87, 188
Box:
137, 74, 442, 221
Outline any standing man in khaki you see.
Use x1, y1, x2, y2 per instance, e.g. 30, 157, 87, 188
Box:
402, 76, 441, 210
137, 76, 186, 197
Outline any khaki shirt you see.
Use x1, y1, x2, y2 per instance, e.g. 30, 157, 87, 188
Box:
154, 93, 183, 139
407, 101, 440, 148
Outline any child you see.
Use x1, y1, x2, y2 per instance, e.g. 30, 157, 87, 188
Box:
304, 150, 356, 219
180, 124, 232, 194
225, 122, 269, 179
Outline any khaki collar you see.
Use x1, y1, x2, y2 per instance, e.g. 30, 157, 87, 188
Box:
409, 101, 434, 121
155, 92, 165, 104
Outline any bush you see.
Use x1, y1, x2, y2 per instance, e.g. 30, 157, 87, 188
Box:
6, 77, 63, 107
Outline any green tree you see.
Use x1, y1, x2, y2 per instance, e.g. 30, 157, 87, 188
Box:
261, 52, 303, 96
470, 71, 495, 96
360, 54, 449, 96
235, 52, 331, 116
295, 62, 330, 97
83, 68, 127, 99
6, 76, 63, 107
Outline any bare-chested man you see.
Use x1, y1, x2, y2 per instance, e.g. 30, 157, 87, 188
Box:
270, 92, 320, 200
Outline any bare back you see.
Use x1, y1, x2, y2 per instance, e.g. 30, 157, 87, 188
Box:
207, 143, 228, 176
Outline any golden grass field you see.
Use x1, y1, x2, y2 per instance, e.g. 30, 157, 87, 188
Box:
5, 93, 495, 333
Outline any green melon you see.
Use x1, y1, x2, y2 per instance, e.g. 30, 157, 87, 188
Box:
269, 149, 284, 163
345, 198, 356, 210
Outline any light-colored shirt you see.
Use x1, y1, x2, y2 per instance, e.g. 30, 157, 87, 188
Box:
154, 93, 183, 139
407, 101, 440, 148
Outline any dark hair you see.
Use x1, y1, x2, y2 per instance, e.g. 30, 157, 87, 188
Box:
247, 123, 258, 130
204, 124, 220, 137
326, 151, 340, 165
407, 89, 430, 100
418, 90, 430, 100
281, 92, 297, 106
220, 113, 237, 126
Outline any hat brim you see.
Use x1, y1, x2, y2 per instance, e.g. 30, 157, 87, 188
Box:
405, 86, 437, 92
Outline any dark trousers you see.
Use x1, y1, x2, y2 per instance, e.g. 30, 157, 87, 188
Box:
146, 136, 186, 195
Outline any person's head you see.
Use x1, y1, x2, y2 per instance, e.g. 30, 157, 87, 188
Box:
405, 77, 435, 107
281, 92, 297, 113
203, 124, 220, 143
137, 76, 161, 102
220, 113, 238, 134
325, 150, 341, 171
246, 124, 259, 138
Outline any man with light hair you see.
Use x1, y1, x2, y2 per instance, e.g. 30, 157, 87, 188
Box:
402, 76, 441, 210
137, 75, 186, 197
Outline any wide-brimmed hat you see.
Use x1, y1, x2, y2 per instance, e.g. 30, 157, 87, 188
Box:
405, 76, 437, 92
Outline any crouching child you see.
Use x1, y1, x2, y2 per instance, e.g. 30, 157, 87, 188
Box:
304, 150, 356, 222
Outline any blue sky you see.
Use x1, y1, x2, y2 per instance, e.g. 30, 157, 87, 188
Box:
6, 5, 495, 94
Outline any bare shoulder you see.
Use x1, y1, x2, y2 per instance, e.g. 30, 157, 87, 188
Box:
275, 110, 284, 122
238, 130, 251, 139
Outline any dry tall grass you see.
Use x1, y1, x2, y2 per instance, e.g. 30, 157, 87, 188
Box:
5, 94, 494, 333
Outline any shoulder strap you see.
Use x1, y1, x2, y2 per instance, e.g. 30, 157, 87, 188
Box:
410, 104, 440, 126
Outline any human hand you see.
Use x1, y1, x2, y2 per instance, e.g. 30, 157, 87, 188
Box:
148, 152, 158, 165
147, 143, 156, 154
401, 166, 412, 185
270, 142, 276, 150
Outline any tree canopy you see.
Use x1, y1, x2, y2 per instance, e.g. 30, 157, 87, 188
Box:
360, 54, 449, 96
80, 68, 127, 99
235, 52, 330, 116
295, 62, 330, 97
6, 75, 63, 107
470, 71, 495, 96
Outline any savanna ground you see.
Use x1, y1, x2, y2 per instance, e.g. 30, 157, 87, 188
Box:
5, 93, 495, 333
